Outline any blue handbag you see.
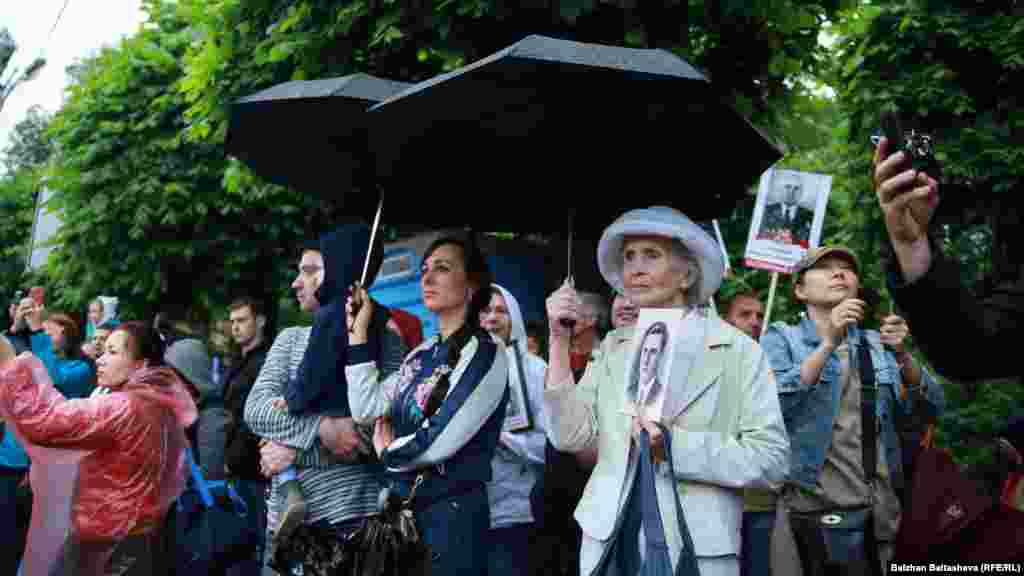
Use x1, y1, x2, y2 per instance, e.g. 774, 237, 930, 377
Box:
175, 448, 256, 573
638, 426, 701, 576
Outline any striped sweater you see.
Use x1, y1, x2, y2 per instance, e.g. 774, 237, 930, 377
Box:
244, 325, 406, 528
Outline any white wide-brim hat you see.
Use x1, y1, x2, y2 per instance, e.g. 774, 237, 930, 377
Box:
597, 206, 724, 305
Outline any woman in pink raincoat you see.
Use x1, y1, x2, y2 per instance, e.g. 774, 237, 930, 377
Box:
0, 321, 196, 576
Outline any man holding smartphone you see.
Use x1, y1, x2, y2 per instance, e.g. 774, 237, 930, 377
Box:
874, 136, 1023, 383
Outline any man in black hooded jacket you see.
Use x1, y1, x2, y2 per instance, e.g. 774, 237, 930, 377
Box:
267, 222, 404, 545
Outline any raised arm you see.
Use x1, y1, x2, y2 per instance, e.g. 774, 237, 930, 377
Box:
887, 248, 1024, 381
0, 354, 127, 451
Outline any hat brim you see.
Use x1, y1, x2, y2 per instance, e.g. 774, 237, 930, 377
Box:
597, 208, 724, 304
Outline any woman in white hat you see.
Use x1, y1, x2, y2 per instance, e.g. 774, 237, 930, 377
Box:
543, 206, 790, 576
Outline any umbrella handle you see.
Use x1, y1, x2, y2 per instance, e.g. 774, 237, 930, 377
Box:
348, 282, 364, 334
560, 274, 576, 330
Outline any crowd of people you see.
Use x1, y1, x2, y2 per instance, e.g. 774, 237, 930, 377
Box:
0, 137, 1020, 575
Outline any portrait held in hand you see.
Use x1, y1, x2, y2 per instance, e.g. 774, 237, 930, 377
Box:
758, 170, 814, 247
623, 311, 682, 421
745, 167, 833, 274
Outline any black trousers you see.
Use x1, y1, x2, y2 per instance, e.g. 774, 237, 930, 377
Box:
0, 465, 30, 576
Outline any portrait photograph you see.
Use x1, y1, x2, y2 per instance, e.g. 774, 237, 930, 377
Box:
744, 168, 833, 273
502, 346, 533, 432
622, 309, 682, 422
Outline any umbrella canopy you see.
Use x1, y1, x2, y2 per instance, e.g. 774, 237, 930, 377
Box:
226, 73, 411, 198
366, 34, 782, 232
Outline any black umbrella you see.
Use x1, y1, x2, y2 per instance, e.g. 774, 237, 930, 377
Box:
226, 73, 411, 199
361, 35, 780, 305
365, 34, 782, 232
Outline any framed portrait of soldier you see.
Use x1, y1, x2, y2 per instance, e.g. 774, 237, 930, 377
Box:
622, 309, 681, 422
744, 168, 832, 273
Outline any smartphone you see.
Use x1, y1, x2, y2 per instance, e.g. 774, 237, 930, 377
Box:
874, 109, 941, 178
879, 110, 905, 163
29, 286, 45, 307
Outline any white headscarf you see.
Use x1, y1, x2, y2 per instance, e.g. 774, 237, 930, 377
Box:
490, 284, 533, 429
490, 284, 528, 357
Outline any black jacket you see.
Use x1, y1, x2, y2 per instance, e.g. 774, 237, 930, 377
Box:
285, 224, 385, 416
224, 341, 271, 479
888, 237, 1024, 383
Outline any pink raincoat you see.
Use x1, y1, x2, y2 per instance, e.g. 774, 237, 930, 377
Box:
0, 353, 197, 575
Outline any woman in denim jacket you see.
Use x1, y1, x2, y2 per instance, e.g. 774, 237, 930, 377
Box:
760, 246, 945, 575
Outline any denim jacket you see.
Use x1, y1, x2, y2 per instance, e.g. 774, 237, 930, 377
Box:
761, 318, 945, 491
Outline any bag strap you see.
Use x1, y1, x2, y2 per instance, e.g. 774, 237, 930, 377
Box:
639, 425, 700, 574
185, 447, 215, 508
854, 331, 883, 576
854, 330, 877, 488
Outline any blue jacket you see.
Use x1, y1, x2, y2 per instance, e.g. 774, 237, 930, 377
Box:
32, 332, 96, 400
760, 318, 945, 491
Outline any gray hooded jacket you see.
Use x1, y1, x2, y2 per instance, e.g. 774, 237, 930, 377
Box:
487, 284, 548, 529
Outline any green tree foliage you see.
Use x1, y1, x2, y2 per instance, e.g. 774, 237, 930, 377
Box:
44, 1, 314, 320
827, 0, 1024, 465
0, 168, 39, 313
3, 105, 54, 173
177, 0, 852, 150
40, 0, 849, 323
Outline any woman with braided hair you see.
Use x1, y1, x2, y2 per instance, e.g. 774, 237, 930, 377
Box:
346, 233, 510, 575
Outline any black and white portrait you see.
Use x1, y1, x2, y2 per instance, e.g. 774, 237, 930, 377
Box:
758, 170, 814, 248
745, 168, 833, 273
625, 321, 669, 415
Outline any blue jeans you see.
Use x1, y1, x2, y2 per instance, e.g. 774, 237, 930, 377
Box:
417, 485, 490, 575
486, 522, 535, 576
228, 478, 268, 576
740, 510, 777, 576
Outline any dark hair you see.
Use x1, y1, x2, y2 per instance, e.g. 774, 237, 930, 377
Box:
229, 296, 266, 319
46, 313, 83, 359
111, 321, 165, 366
721, 290, 762, 316
420, 233, 493, 418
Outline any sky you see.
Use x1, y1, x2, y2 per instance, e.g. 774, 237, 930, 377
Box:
1, 0, 145, 153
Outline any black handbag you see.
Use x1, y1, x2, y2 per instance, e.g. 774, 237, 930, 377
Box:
788, 332, 882, 576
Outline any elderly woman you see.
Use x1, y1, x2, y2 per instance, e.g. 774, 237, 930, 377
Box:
544, 206, 789, 576
0, 322, 196, 575
346, 234, 509, 575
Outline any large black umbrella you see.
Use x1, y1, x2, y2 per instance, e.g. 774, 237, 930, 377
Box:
365, 34, 782, 233
226, 73, 411, 199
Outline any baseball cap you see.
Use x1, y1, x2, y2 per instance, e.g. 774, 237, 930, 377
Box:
794, 245, 860, 278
